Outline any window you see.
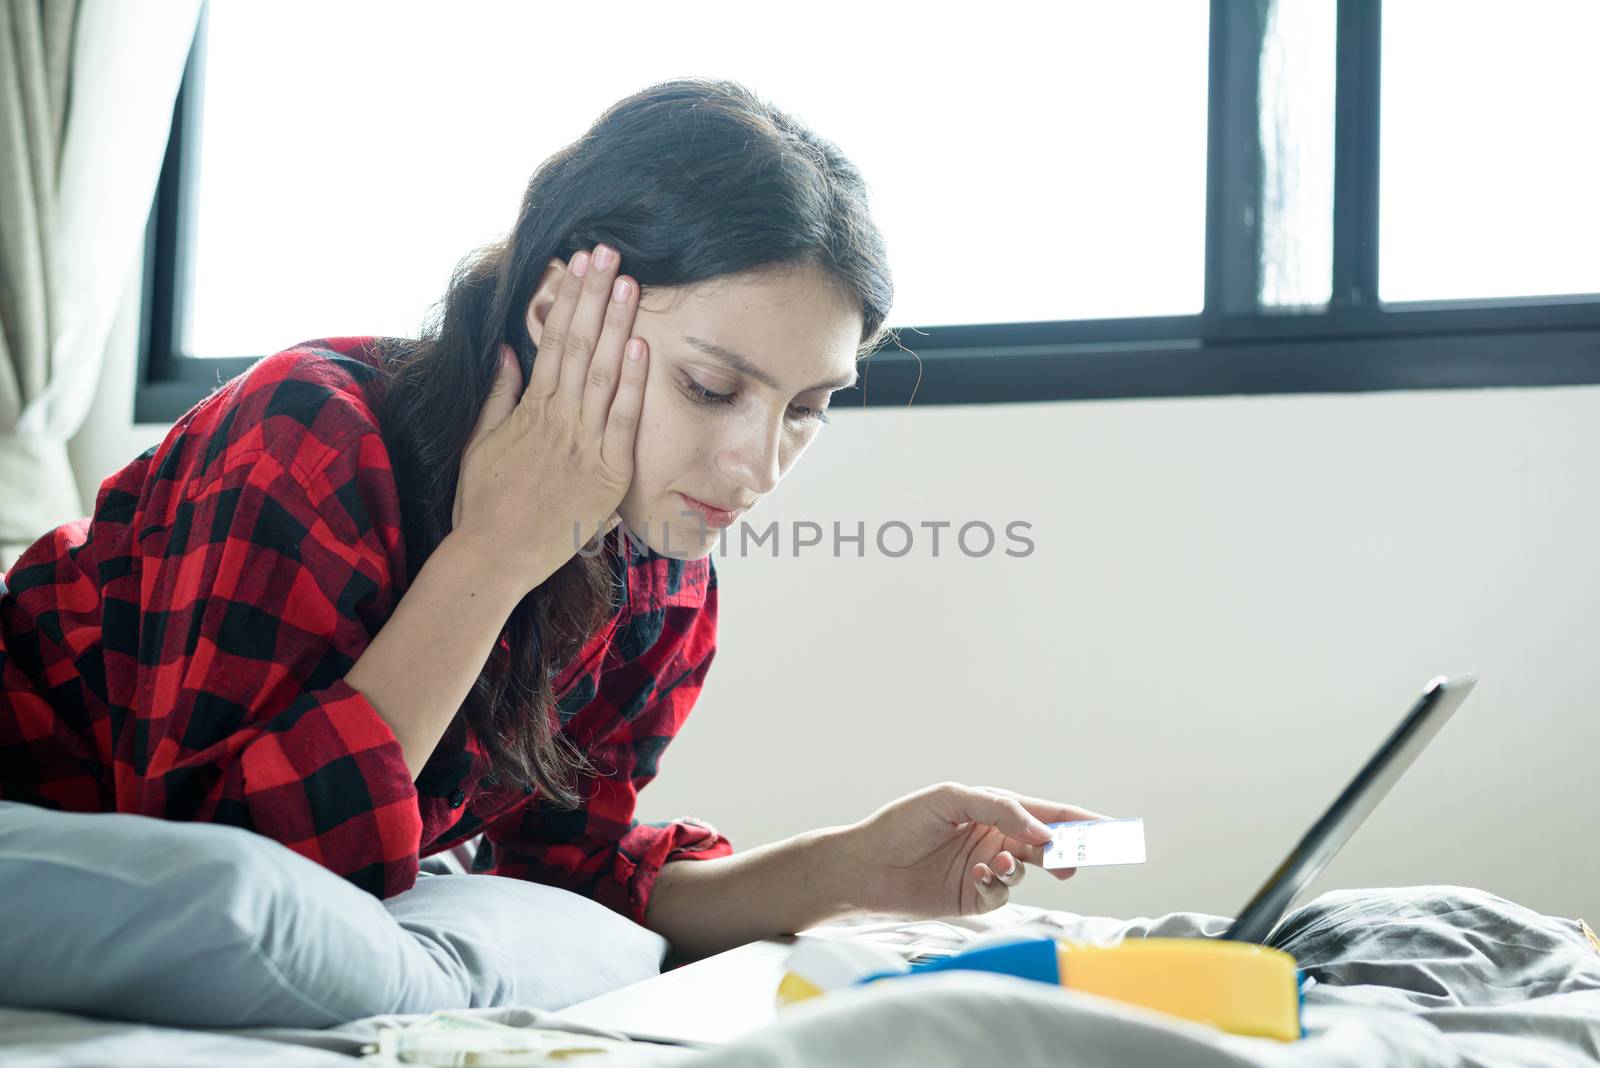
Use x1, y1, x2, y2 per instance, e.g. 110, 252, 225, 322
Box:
1379, 0, 1600, 302
138, 0, 1600, 423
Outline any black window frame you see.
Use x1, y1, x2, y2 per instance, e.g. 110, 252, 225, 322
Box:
136, 0, 1600, 423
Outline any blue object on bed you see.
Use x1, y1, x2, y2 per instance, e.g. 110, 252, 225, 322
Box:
0, 801, 671, 1027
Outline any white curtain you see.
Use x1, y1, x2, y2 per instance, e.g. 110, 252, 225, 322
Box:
0, 0, 201, 568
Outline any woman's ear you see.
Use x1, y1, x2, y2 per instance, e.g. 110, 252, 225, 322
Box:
524, 256, 568, 347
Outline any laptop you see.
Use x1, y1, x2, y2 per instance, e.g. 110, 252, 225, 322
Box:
554, 673, 1478, 1047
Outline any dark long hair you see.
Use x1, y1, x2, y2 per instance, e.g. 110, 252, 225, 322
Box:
377, 78, 895, 806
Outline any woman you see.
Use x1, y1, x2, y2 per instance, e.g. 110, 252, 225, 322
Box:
0, 78, 1096, 964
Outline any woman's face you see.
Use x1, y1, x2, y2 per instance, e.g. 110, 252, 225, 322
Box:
524, 259, 864, 559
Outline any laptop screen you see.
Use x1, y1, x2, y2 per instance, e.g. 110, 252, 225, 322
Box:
1222, 673, 1478, 944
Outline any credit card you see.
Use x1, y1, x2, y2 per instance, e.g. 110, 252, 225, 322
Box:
1042, 817, 1146, 869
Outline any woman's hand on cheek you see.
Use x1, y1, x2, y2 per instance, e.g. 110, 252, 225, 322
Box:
834, 782, 1106, 919
450, 244, 648, 593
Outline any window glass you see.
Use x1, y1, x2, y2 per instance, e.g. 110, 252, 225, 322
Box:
183, 1, 1209, 357
1380, 0, 1600, 303
1258, 0, 1336, 309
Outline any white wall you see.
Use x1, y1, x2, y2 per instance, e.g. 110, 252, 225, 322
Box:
71, 259, 1600, 926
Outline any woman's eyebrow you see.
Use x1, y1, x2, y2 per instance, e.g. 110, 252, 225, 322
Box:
680, 336, 858, 392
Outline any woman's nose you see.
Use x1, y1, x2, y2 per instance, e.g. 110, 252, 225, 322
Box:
720, 417, 783, 497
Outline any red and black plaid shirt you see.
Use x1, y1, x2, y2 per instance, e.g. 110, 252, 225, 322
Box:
0, 337, 732, 926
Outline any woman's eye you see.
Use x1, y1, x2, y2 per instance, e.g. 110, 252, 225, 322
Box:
684, 377, 736, 405
683, 376, 831, 426
789, 403, 831, 426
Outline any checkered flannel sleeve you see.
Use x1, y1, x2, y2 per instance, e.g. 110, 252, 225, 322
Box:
111, 360, 421, 897
480, 587, 733, 928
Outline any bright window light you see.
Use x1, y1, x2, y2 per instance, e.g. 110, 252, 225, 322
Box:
184, 1, 1209, 358
1380, 0, 1600, 303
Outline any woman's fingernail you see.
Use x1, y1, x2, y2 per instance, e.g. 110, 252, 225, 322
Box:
981, 872, 993, 886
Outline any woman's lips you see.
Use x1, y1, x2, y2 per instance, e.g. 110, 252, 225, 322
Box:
678, 493, 744, 529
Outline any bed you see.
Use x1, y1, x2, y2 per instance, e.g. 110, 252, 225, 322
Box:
4, 878, 1597, 1067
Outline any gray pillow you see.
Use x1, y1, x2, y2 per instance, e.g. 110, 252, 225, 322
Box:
0, 801, 669, 1028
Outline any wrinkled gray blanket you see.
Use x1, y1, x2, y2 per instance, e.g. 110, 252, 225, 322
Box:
4, 885, 1597, 1067
1270, 886, 1600, 1065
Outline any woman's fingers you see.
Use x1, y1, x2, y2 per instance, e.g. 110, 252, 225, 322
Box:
971, 783, 1106, 868
977, 784, 1107, 825
1002, 835, 1082, 879
600, 337, 648, 476
579, 270, 638, 434
556, 245, 624, 414
526, 244, 641, 459
972, 861, 1009, 910
942, 784, 1054, 846
527, 251, 588, 400
993, 851, 1026, 888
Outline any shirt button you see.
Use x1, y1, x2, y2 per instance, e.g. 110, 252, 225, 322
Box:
449, 788, 466, 809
